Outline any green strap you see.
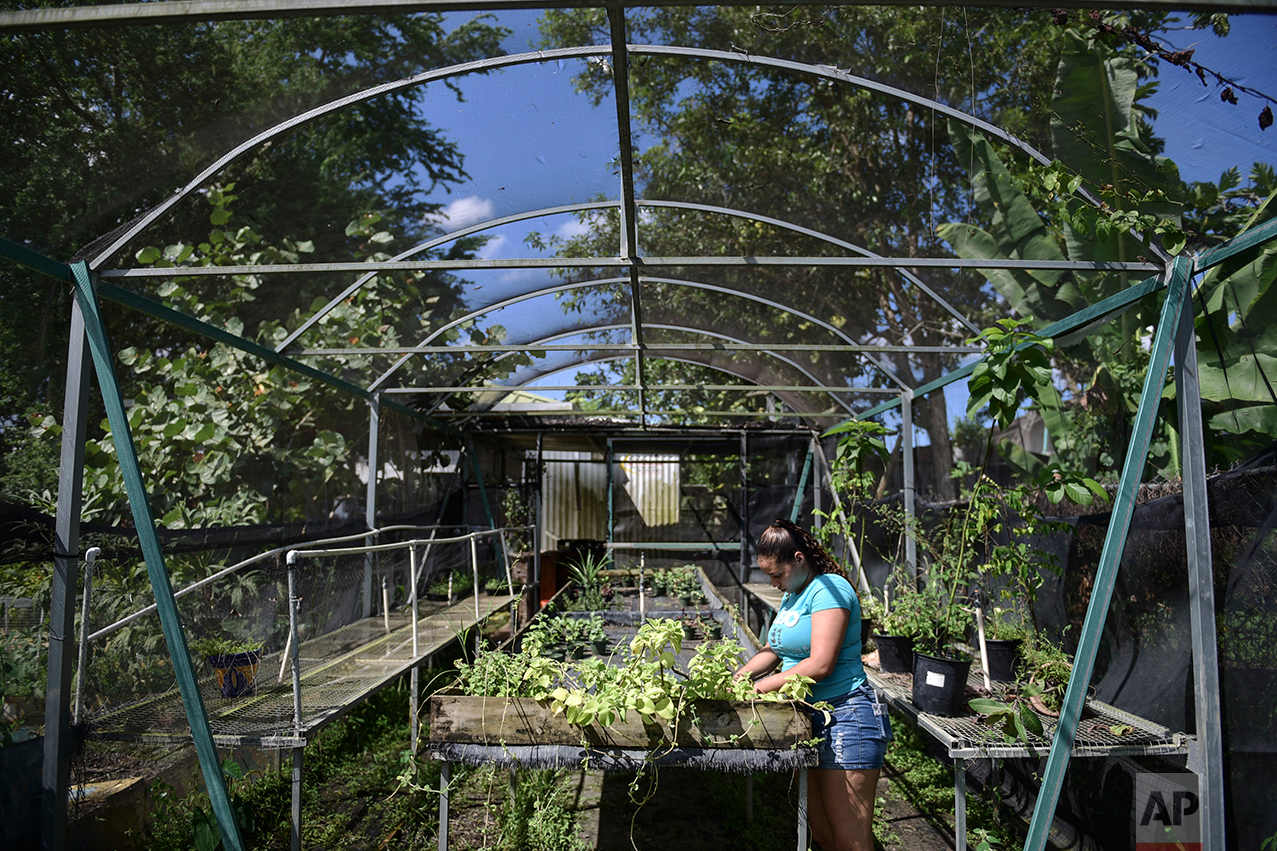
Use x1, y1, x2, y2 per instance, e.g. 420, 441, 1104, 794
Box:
850, 273, 1165, 422
70, 263, 245, 851
1022, 255, 1193, 851
789, 446, 813, 523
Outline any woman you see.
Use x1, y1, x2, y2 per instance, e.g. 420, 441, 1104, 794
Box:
734, 519, 891, 851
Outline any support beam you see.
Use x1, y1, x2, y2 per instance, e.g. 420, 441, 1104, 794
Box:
534, 434, 544, 590
1176, 266, 1225, 850
607, 438, 615, 553
901, 389, 917, 578
290, 748, 304, 851
790, 445, 814, 524
67, 262, 244, 851
364, 393, 381, 619
42, 285, 93, 851
1023, 257, 1192, 851
740, 432, 750, 587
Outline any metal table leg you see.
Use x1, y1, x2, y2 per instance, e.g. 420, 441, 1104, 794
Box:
955, 758, 967, 851
797, 768, 809, 851
291, 747, 304, 851
439, 761, 451, 851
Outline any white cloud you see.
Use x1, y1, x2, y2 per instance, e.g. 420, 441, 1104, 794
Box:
477, 233, 508, 260
428, 196, 497, 230
556, 219, 591, 240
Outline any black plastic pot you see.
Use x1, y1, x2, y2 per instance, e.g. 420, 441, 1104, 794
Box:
911, 651, 972, 716
859, 618, 873, 649
873, 633, 914, 674
983, 638, 1023, 683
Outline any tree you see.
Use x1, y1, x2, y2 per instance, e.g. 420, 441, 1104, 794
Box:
0, 9, 508, 466
536, 5, 1077, 498
939, 14, 1277, 476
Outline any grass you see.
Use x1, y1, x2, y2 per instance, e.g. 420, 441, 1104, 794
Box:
137, 681, 442, 851
882, 721, 1023, 850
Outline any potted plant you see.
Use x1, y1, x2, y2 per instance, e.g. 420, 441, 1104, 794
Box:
584, 614, 610, 656
484, 577, 505, 596
867, 580, 932, 674
192, 636, 265, 698
565, 550, 612, 612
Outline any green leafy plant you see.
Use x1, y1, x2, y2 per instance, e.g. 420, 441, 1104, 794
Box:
563, 550, 612, 612
968, 685, 1046, 743
188, 759, 256, 851
190, 637, 263, 658
1020, 636, 1074, 713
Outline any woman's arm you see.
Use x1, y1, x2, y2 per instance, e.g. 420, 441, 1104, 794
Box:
752, 607, 850, 694
734, 646, 781, 680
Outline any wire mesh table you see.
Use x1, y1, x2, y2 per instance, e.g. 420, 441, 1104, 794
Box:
88, 595, 518, 748
865, 667, 1193, 851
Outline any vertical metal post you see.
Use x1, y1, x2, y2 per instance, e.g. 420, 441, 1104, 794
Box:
534, 436, 543, 590
955, 759, 967, 851
409, 543, 420, 754
1025, 258, 1192, 851
439, 762, 451, 851
1176, 267, 1225, 850
364, 394, 381, 620
797, 768, 808, 851
470, 533, 481, 625
901, 389, 917, 579
67, 262, 243, 851
287, 552, 304, 736
73, 547, 101, 724
740, 431, 749, 586
607, 438, 615, 549
291, 748, 304, 851
43, 285, 93, 851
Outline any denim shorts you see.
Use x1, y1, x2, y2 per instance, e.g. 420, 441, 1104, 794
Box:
809, 682, 893, 770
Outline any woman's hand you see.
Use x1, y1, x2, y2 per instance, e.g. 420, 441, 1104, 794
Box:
734, 646, 780, 682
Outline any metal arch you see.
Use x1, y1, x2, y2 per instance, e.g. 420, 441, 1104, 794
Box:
367, 276, 630, 391
365, 273, 914, 392
276, 197, 984, 355
469, 322, 867, 415
630, 44, 1167, 264
0, 2, 1263, 34
635, 277, 915, 391
275, 200, 616, 354
638, 200, 984, 336
607, 7, 648, 424
455, 350, 847, 425
83, 40, 1157, 269
83, 45, 617, 268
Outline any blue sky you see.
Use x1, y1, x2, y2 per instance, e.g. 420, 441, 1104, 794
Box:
426, 10, 1277, 432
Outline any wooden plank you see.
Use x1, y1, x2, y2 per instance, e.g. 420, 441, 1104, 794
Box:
429, 695, 810, 749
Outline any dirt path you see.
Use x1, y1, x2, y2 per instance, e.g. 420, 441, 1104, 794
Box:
583, 765, 955, 851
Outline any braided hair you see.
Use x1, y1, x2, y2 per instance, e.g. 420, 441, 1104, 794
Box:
756, 519, 846, 579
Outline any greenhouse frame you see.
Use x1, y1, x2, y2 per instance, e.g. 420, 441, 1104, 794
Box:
2, 2, 1276, 850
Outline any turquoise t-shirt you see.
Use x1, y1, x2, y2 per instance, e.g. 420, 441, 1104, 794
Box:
767, 573, 865, 702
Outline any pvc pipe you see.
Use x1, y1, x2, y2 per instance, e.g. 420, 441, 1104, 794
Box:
973, 602, 992, 692
73, 547, 102, 723
382, 576, 390, 635
410, 543, 419, 755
